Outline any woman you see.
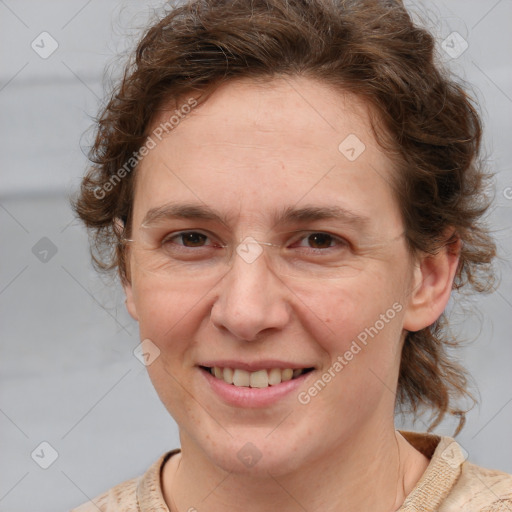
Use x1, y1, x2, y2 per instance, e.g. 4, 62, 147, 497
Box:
72, 0, 512, 510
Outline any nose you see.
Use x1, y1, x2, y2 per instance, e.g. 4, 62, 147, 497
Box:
210, 247, 291, 341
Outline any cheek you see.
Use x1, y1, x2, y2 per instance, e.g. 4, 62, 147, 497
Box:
131, 276, 208, 418
296, 271, 405, 351
131, 273, 207, 353
296, 279, 406, 415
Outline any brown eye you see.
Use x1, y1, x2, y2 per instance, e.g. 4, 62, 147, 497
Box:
162, 231, 211, 248
179, 232, 208, 247
307, 233, 335, 249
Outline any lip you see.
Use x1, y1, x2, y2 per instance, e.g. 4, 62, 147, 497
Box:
199, 360, 311, 372
199, 365, 314, 408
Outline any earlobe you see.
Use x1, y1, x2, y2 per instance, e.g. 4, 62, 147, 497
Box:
123, 279, 139, 321
403, 237, 461, 333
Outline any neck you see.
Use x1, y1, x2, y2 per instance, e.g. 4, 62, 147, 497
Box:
163, 424, 429, 512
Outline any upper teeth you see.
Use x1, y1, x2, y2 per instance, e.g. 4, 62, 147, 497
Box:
210, 367, 305, 388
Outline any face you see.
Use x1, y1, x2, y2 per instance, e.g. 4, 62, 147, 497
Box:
124, 76, 420, 476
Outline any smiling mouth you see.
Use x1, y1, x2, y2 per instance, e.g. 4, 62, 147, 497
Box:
200, 366, 314, 388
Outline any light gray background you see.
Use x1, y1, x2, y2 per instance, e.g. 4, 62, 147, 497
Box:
0, 1, 511, 511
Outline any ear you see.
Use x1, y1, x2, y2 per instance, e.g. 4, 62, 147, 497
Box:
403, 236, 461, 332
114, 216, 139, 322
123, 278, 139, 321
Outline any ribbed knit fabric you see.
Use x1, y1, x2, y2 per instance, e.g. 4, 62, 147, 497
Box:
72, 432, 512, 511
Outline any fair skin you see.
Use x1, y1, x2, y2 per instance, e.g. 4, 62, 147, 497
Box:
123, 76, 459, 511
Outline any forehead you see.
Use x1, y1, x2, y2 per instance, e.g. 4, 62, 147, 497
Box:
133, 76, 402, 232
149, 76, 380, 154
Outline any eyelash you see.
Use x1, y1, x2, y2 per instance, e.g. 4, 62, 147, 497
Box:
160, 230, 349, 252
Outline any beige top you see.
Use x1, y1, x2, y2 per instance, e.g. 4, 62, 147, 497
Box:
72, 432, 512, 511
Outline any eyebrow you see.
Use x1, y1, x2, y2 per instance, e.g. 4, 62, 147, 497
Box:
141, 202, 370, 230
141, 203, 228, 227
276, 205, 369, 228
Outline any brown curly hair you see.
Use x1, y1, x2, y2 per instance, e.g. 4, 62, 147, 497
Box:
73, 0, 496, 433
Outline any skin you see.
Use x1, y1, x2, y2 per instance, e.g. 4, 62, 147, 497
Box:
123, 76, 460, 511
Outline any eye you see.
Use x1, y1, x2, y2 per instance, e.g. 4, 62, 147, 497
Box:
292, 232, 347, 251
162, 231, 218, 248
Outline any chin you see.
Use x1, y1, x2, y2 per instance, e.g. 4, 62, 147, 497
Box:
190, 425, 312, 477
211, 444, 302, 477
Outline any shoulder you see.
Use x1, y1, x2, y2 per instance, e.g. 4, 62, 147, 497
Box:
71, 476, 139, 512
70, 450, 179, 512
442, 461, 512, 511
399, 432, 512, 511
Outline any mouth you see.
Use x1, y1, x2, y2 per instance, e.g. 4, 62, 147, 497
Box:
200, 366, 315, 389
